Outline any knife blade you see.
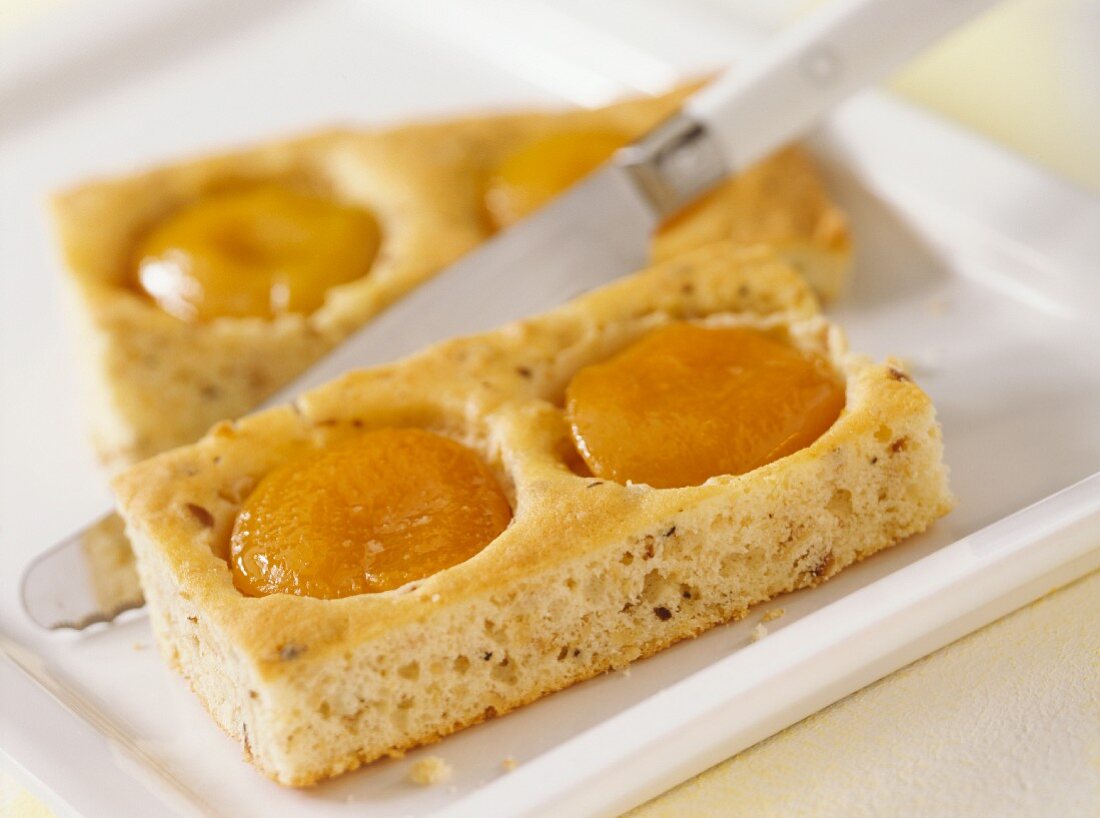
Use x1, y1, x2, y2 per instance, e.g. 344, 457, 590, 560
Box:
23, 0, 1003, 630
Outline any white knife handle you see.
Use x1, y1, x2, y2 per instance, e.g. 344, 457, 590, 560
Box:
689, 0, 1001, 170
623, 0, 1001, 217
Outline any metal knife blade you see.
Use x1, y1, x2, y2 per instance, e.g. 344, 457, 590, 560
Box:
22, 162, 664, 630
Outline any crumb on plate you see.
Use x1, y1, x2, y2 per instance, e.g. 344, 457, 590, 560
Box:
408, 755, 453, 786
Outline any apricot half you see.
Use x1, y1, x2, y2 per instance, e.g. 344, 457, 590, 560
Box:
230, 428, 511, 599
484, 128, 630, 230
566, 324, 845, 488
133, 185, 380, 321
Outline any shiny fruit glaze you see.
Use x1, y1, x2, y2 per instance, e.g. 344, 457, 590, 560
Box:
566, 324, 845, 488
230, 428, 512, 599
133, 185, 380, 321
484, 128, 630, 230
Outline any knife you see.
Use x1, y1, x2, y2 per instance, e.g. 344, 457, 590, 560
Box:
22, 0, 1002, 630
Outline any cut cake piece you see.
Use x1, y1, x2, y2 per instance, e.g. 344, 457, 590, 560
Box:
113, 243, 950, 786
53, 83, 850, 472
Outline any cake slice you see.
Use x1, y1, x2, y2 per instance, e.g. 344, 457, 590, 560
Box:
113, 243, 950, 785
53, 84, 850, 473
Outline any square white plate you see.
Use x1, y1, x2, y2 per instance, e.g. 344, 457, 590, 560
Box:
1, 2, 1098, 817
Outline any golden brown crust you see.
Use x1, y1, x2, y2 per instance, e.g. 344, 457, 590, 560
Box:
114, 243, 948, 786
54, 83, 850, 470
653, 145, 852, 301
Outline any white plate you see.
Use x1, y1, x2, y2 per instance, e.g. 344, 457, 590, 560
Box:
1, 2, 1098, 817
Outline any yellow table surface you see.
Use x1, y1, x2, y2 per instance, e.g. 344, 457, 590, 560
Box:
2, 1, 1098, 816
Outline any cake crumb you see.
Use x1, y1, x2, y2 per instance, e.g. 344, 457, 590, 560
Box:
750, 623, 768, 642
761, 608, 785, 623
132, 641, 148, 651
409, 756, 452, 786
501, 756, 518, 772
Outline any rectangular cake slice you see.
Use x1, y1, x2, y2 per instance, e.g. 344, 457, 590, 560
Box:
113, 243, 950, 785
